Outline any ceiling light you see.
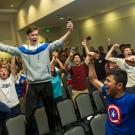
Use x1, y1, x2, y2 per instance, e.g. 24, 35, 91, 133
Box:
101, 10, 106, 13
60, 17, 65, 20
10, 4, 14, 8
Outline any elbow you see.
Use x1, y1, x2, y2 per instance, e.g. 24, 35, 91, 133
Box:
89, 75, 94, 83
105, 53, 112, 60
105, 56, 110, 61
105, 55, 109, 60
61, 66, 65, 70
59, 39, 64, 44
89, 78, 93, 83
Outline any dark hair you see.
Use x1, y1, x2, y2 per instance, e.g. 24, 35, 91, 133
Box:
26, 26, 40, 35
73, 53, 81, 60
51, 70, 57, 77
119, 44, 126, 51
98, 46, 104, 51
94, 50, 99, 54
107, 68, 127, 89
121, 44, 131, 53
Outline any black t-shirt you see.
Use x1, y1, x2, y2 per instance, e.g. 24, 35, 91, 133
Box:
94, 58, 106, 80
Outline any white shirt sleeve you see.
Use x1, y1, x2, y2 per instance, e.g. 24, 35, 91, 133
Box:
9, 74, 15, 83
111, 58, 125, 69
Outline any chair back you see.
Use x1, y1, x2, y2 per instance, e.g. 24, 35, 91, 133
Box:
90, 114, 107, 135
75, 93, 94, 119
57, 99, 77, 127
5, 115, 25, 135
92, 90, 106, 113
34, 107, 49, 135
63, 125, 86, 135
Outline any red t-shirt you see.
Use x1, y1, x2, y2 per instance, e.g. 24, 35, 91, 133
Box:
69, 63, 88, 91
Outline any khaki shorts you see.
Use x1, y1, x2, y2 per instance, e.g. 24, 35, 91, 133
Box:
72, 89, 89, 102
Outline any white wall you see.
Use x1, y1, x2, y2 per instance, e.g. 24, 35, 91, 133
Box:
16, 0, 74, 30
69, 3, 135, 51
16, 2, 135, 53
0, 13, 18, 45
0, 13, 18, 59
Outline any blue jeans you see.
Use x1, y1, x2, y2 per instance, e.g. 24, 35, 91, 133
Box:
10, 104, 21, 117
0, 102, 10, 132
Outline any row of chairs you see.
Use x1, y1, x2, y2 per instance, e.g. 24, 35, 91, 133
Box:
62, 114, 107, 135
5, 92, 107, 135
5, 111, 107, 135
56, 93, 106, 135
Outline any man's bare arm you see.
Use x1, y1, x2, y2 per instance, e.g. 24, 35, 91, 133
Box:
81, 39, 90, 55
88, 52, 104, 92
105, 44, 119, 61
64, 51, 74, 70
59, 21, 73, 43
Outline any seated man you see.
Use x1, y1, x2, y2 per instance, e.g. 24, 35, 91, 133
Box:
88, 52, 135, 135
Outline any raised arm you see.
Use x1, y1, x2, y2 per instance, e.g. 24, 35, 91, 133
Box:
105, 44, 119, 61
81, 39, 90, 55
55, 58, 65, 70
49, 21, 73, 51
10, 56, 17, 79
50, 56, 56, 66
0, 43, 20, 57
51, 51, 65, 70
88, 52, 104, 92
59, 21, 73, 42
64, 51, 74, 70
84, 55, 90, 65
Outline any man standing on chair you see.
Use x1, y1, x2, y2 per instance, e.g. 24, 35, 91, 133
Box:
0, 20, 73, 135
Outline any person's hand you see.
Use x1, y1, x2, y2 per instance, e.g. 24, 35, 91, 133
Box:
81, 39, 87, 46
112, 43, 119, 49
88, 52, 95, 61
107, 38, 111, 44
69, 51, 74, 58
52, 51, 59, 58
88, 52, 95, 57
67, 21, 73, 32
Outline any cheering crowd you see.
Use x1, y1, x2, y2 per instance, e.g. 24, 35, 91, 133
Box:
0, 20, 135, 135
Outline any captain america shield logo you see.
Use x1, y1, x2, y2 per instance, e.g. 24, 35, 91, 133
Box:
108, 104, 122, 124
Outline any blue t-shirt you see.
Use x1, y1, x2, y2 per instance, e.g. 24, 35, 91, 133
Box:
102, 85, 135, 135
51, 72, 62, 99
